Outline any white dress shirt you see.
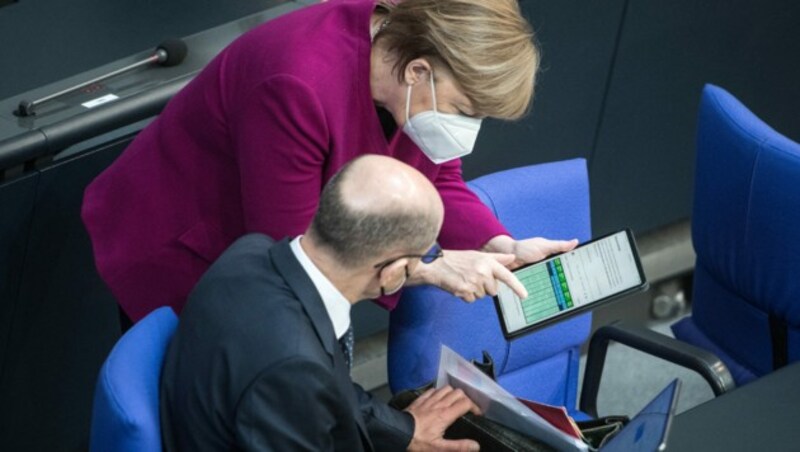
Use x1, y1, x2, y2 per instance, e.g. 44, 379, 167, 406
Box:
290, 236, 352, 340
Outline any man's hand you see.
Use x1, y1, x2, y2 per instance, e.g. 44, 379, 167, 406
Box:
484, 235, 578, 270
405, 386, 482, 451
408, 250, 528, 302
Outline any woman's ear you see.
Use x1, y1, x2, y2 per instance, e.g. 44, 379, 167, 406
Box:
403, 58, 432, 86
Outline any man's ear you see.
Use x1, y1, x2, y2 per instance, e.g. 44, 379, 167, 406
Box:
403, 58, 432, 86
378, 258, 409, 286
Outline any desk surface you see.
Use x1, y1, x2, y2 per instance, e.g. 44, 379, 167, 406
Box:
666, 362, 800, 451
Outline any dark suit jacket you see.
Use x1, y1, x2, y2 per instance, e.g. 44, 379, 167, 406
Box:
160, 234, 414, 451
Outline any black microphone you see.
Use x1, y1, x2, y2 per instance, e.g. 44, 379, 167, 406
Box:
154, 38, 189, 67
16, 38, 189, 117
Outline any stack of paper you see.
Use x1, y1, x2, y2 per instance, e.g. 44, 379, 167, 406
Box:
435, 345, 588, 451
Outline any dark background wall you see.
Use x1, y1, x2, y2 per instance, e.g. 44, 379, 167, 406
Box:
467, 0, 800, 235
1, 0, 799, 449
587, 0, 800, 235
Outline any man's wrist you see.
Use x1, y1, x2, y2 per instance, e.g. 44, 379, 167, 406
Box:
404, 410, 420, 451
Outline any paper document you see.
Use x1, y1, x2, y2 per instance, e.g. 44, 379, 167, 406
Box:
435, 345, 588, 451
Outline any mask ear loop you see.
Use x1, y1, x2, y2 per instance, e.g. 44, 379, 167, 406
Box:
405, 82, 434, 151
406, 69, 437, 124
429, 71, 439, 113
405, 83, 413, 125
428, 72, 475, 153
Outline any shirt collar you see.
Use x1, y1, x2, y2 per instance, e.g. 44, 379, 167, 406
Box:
290, 236, 352, 339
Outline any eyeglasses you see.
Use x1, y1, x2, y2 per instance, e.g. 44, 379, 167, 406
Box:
373, 243, 444, 270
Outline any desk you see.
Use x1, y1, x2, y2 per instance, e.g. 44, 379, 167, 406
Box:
667, 362, 800, 451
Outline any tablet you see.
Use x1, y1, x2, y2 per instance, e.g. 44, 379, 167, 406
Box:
600, 379, 681, 452
494, 229, 647, 339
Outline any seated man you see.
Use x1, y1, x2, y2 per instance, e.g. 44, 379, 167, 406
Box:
160, 155, 481, 451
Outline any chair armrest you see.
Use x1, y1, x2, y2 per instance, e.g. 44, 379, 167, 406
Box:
578, 322, 735, 418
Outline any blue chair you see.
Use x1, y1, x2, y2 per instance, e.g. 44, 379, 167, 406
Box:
671, 84, 800, 385
389, 159, 594, 418
389, 159, 735, 419
89, 306, 178, 452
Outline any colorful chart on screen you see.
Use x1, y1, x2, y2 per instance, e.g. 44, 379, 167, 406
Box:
495, 229, 647, 339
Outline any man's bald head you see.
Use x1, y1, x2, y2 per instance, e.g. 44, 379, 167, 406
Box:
308, 155, 444, 268
339, 155, 442, 220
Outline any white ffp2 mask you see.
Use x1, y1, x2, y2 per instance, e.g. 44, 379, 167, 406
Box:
402, 76, 482, 164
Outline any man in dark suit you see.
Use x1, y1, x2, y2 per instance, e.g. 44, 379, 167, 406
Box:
160, 155, 481, 451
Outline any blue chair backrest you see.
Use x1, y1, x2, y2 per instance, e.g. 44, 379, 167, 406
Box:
680, 84, 800, 383
388, 159, 592, 412
89, 307, 178, 452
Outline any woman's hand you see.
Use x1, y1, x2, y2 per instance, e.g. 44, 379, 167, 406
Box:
408, 249, 529, 302
406, 236, 577, 303
483, 235, 578, 270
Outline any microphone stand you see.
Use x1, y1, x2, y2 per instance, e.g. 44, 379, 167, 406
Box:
15, 37, 185, 117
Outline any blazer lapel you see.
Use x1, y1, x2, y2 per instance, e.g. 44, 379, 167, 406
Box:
269, 240, 373, 451
270, 239, 336, 356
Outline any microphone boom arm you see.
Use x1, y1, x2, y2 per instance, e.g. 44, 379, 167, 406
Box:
15, 39, 185, 117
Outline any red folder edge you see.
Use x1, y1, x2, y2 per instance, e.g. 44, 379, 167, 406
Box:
517, 398, 582, 439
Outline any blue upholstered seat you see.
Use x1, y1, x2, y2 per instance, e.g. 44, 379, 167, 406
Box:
672, 84, 800, 385
89, 306, 178, 452
388, 159, 592, 418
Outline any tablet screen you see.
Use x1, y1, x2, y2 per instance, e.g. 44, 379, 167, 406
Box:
600, 379, 680, 452
496, 230, 645, 336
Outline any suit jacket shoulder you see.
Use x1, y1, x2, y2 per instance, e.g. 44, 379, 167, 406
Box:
161, 234, 412, 451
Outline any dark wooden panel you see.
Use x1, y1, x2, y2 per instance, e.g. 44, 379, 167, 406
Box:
0, 173, 38, 378
591, 0, 800, 235
0, 139, 129, 450
463, 0, 627, 180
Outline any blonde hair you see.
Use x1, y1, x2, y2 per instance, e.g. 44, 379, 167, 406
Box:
376, 0, 539, 120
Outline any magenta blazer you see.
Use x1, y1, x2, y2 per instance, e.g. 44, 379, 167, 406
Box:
82, 0, 508, 321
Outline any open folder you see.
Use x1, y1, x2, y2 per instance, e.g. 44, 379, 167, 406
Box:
436, 345, 680, 451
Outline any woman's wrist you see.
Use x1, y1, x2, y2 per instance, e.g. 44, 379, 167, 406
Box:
481, 235, 516, 255
407, 258, 438, 287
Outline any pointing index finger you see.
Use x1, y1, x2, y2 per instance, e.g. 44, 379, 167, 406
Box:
493, 264, 527, 299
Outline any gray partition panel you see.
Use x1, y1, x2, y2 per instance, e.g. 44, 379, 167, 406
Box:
590, 0, 800, 235
0, 139, 128, 450
0, 173, 38, 377
463, 0, 626, 180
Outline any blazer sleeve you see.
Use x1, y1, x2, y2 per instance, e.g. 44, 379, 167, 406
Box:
434, 158, 509, 250
230, 75, 330, 240
234, 358, 358, 451
353, 382, 415, 451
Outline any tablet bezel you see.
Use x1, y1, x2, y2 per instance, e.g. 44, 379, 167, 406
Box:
493, 228, 648, 340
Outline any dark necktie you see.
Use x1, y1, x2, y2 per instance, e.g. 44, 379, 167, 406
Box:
339, 325, 354, 369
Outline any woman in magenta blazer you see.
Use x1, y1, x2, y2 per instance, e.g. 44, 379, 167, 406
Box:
82, 0, 577, 322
